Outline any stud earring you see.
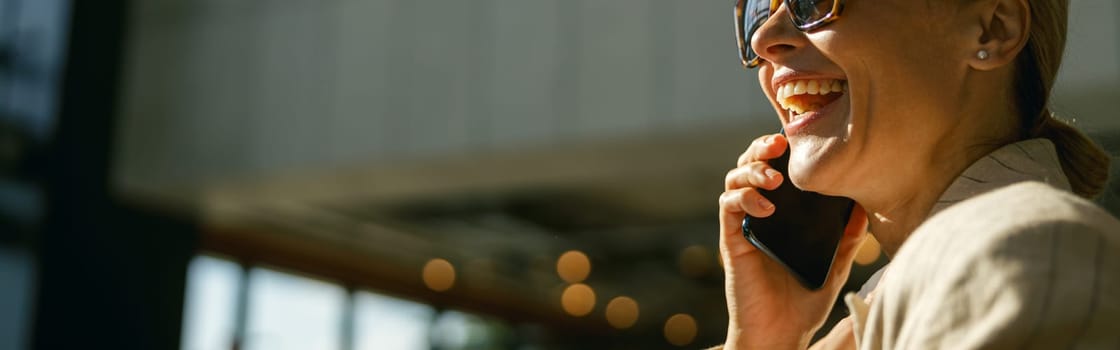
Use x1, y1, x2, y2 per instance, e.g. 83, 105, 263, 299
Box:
977, 50, 990, 60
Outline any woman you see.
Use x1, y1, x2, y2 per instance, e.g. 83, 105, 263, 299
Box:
717, 0, 1119, 349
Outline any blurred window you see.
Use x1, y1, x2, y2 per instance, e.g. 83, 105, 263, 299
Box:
244, 267, 346, 350
353, 291, 434, 350
181, 254, 521, 349
180, 255, 241, 350
0, 245, 34, 350
430, 310, 514, 350
0, 0, 71, 141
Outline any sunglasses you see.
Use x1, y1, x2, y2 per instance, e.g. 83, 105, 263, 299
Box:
735, 0, 845, 68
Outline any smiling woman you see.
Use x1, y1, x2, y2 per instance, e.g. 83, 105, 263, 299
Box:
773, 79, 844, 117
717, 0, 1120, 349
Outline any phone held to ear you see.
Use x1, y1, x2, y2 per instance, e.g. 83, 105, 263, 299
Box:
741, 136, 854, 290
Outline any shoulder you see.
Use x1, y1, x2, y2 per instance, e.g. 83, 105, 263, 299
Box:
895, 182, 1120, 298
892, 182, 1119, 287
905, 182, 1119, 261
868, 182, 1120, 349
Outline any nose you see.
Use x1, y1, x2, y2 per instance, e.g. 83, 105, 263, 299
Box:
750, 3, 806, 67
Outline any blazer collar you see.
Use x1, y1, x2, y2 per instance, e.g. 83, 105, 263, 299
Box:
930, 138, 1071, 217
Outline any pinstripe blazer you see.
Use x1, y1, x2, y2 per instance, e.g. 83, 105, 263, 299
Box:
846, 139, 1120, 349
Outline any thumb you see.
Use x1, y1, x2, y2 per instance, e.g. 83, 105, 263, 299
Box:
719, 204, 758, 259
826, 204, 869, 286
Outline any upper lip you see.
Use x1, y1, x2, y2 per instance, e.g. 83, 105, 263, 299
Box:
771, 70, 847, 95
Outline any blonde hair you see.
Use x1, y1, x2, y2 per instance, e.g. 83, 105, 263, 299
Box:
1016, 0, 1110, 198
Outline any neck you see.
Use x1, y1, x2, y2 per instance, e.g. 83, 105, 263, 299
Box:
860, 73, 1019, 257
862, 161, 962, 258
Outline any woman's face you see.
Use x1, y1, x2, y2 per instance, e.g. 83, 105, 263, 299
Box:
751, 0, 976, 196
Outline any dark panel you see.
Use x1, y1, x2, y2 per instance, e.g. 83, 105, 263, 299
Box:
32, 0, 198, 348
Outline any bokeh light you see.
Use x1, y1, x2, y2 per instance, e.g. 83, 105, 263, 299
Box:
855, 234, 882, 266
678, 245, 714, 278
556, 250, 591, 283
560, 283, 596, 317
605, 296, 639, 329
663, 313, 697, 346
422, 259, 456, 292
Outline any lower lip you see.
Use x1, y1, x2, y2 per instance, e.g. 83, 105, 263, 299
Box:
784, 94, 843, 135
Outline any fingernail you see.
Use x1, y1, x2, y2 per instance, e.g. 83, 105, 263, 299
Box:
764, 168, 781, 180
758, 197, 774, 210
764, 135, 775, 144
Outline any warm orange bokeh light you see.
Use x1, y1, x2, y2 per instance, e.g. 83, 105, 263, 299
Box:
605, 296, 640, 329
855, 234, 882, 266
678, 245, 714, 278
561, 283, 596, 317
663, 313, 697, 346
422, 258, 456, 292
556, 250, 591, 283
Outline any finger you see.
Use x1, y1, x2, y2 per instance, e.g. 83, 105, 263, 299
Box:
718, 195, 759, 259
725, 162, 783, 191
843, 203, 870, 238
826, 205, 870, 286
837, 205, 870, 261
719, 187, 777, 219
737, 133, 788, 167
838, 205, 869, 260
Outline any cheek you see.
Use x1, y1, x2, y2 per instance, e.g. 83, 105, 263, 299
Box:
822, 2, 952, 76
823, 22, 957, 122
759, 65, 779, 94
758, 65, 785, 117
757, 66, 770, 95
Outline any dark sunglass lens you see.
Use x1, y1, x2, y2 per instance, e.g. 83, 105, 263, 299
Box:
789, 0, 833, 26
742, 0, 771, 63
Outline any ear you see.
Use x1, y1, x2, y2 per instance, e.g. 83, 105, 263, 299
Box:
968, 0, 1031, 71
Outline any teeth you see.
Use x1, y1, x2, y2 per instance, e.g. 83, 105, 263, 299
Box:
776, 79, 846, 114
793, 81, 807, 95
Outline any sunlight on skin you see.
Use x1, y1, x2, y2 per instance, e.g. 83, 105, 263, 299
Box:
872, 212, 893, 224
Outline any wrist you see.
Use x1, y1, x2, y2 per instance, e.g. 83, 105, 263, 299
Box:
725, 327, 810, 350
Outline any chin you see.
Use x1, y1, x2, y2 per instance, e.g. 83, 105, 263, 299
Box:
776, 79, 857, 197
786, 134, 850, 197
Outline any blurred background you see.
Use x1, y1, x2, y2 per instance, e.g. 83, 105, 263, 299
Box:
0, 0, 1117, 349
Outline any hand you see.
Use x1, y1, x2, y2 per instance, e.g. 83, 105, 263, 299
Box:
718, 133, 868, 350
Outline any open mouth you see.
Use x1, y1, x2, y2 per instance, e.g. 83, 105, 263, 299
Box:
775, 79, 847, 122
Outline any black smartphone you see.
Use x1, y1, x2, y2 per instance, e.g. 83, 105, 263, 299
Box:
741, 138, 854, 290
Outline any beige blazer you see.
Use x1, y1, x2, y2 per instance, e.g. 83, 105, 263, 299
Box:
847, 139, 1120, 349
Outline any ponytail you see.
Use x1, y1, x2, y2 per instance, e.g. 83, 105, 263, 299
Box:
1017, 0, 1111, 199
1029, 113, 1110, 198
